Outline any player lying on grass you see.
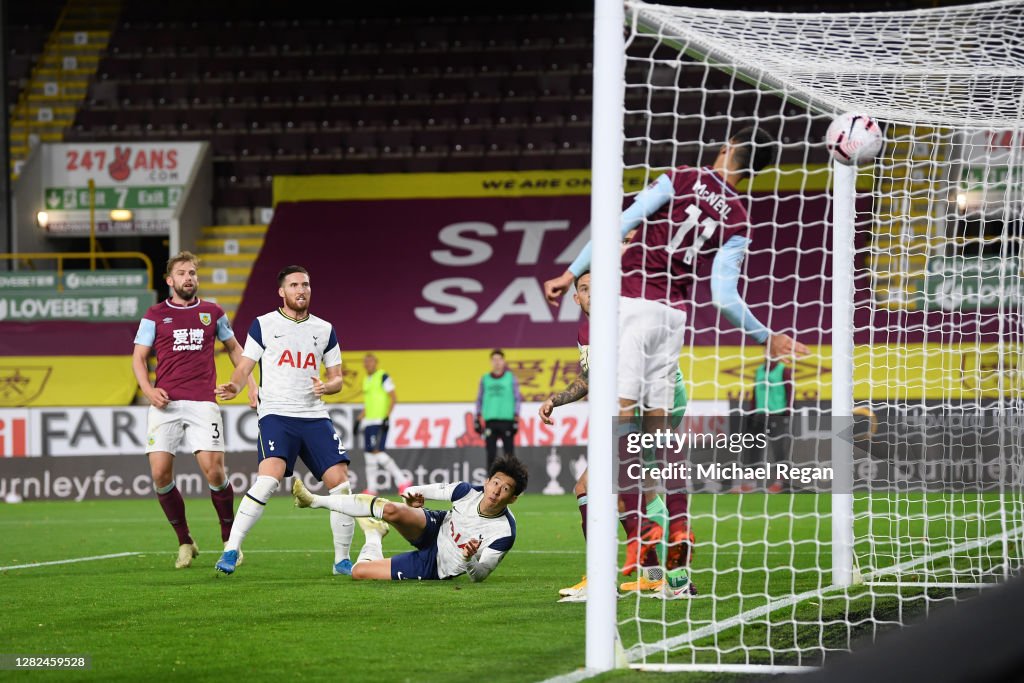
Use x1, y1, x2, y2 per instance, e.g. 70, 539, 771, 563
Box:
292, 456, 528, 582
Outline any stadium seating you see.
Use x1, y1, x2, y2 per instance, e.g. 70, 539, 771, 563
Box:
38, 0, 868, 213
61, 4, 594, 210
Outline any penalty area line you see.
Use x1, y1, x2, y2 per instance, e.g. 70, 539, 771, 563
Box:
0, 552, 143, 571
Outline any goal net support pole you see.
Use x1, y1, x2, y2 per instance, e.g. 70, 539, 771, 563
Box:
582, 0, 1024, 674
586, 0, 626, 672
832, 162, 856, 588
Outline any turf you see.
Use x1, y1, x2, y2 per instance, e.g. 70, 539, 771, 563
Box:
1, 495, 588, 682
0, 493, 1017, 681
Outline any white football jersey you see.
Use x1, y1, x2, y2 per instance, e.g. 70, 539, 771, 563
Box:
242, 310, 341, 419
407, 482, 517, 581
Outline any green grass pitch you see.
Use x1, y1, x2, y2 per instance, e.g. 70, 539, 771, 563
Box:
1, 493, 1016, 681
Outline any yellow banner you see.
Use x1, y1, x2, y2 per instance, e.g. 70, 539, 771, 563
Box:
273, 165, 840, 204
14, 342, 1008, 407
0, 357, 137, 407
322, 343, 1017, 405
0, 355, 262, 407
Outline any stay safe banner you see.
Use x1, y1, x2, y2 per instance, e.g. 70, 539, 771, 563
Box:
244, 168, 837, 351
236, 196, 592, 350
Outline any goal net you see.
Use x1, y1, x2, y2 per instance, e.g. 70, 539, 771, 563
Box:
593, 0, 1024, 673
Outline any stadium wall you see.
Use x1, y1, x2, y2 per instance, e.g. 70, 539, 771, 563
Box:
0, 398, 1013, 500
3, 168, 1009, 408
0, 403, 591, 499
240, 168, 836, 352
0, 336, 1006, 409
0, 447, 587, 502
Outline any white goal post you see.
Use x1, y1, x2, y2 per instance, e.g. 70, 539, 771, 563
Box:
587, 0, 1024, 675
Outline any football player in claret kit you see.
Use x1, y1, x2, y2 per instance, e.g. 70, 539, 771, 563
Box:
132, 251, 257, 569
544, 128, 810, 598
213, 265, 356, 576
291, 456, 527, 582
540, 271, 688, 602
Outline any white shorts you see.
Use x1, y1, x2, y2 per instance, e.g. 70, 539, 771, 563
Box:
146, 400, 225, 455
617, 296, 687, 412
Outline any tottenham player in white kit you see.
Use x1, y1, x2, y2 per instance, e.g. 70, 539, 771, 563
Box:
213, 266, 356, 576
291, 456, 527, 582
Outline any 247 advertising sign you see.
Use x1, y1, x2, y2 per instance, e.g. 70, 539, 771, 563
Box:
38, 142, 205, 235
0, 402, 592, 457
0, 270, 148, 291
49, 144, 201, 187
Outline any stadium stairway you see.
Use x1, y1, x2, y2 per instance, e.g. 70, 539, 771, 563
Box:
195, 224, 268, 321
9, 0, 121, 178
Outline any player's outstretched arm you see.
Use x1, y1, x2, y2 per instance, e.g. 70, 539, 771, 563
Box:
767, 333, 809, 362
710, 235, 772, 343
131, 344, 169, 408
711, 235, 809, 361
539, 371, 589, 425
222, 335, 258, 407
402, 482, 465, 503
543, 270, 576, 306
216, 356, 256, 401
545, 174, 674, 306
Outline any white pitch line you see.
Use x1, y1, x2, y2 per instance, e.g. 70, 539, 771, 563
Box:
531, 668, 603, 683
0, 552, 142, 571
539, 523, 1024, 682
862, 524, 1024, 581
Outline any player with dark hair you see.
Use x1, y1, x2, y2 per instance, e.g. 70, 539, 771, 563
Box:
292, 456, 527, 582
474, 349, 523, 469
545, 128, 808, 598
132, 250, 257, 569
213, 265, 356, 576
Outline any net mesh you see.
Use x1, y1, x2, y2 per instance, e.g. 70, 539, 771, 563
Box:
612, 0, 1024, 671
629, 0, 1024, 127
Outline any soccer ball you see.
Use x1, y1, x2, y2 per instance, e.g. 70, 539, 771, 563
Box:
825, 112, 883, 166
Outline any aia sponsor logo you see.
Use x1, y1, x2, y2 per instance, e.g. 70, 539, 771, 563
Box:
278, 350, 317, 369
